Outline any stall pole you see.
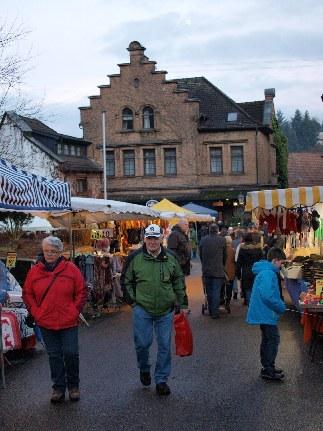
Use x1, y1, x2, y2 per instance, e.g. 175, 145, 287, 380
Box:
0, 305, 6, 388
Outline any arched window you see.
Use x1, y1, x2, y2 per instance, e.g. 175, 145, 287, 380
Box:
122, 108, 133, 130
142, 106, 154, 129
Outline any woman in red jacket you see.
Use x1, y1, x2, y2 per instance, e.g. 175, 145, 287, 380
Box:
23, 236, 87, 404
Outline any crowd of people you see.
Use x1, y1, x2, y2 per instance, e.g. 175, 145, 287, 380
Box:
20, 220, 287, 404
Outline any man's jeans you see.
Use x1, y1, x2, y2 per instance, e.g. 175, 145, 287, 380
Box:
40, 326, 79, 392
260, 324, 280, 371
133, 305, 173, 384
203, 276, 223, 317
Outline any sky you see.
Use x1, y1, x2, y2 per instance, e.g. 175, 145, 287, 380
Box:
2, 0, 323, 137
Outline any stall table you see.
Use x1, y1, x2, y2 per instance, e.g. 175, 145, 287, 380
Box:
299, 302, 323, 361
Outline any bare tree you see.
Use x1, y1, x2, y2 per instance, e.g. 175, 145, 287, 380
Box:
0, 18, 42, 117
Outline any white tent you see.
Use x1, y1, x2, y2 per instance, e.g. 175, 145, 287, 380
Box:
42, 197, 160, 229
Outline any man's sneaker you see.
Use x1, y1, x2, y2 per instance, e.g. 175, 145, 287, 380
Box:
68, 388, 80, 402
140, 371, 151, 386
50, 389, 65, 403
156, 382, 171, 396
260, 369, 284, 381
262, 366, 284, 375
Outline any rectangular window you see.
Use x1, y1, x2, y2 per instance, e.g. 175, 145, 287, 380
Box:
76, 178, 87, 193
143, 149, 156, 176
106, 151, 115, 177
227, 112, 238, 122
164, 148, 177, 176
210, 148, 223, 174
63, 144, 69, 155
123, 150, 135, 176
76, 146, 81, 157
57, 143, 62, 154
70, 145, 76, 156
231, 146, 244, 173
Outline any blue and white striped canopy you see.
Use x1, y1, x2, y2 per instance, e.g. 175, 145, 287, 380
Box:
0, 158, 71, 211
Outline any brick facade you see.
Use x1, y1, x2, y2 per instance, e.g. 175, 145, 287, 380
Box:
80, 42, 277, 210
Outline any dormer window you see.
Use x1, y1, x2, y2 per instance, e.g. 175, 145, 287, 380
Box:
143, 106, 154, 129
122, 108, 134, 130
227, 112, 238, 122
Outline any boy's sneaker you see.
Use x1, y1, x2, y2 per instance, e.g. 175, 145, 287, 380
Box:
140, 371, 151, 386
260, 369, 284, 381
156, 382, 171, 396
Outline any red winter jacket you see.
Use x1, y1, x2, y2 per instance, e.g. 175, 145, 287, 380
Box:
23, 258, 87, 330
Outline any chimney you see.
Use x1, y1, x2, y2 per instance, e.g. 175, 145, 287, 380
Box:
127, 41, 147, 65
264, 88, 275, 102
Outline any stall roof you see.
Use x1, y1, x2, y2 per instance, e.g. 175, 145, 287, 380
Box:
151, 199, 212, 222
0, 158, 71, 212
182, 202, 218, 217
43, 197, 160, 228
245, 186, 323, 211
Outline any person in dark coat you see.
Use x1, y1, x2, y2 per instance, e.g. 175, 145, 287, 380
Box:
167, 219, 191, 276
199, 224, 227, 319
236, 232, 263, 305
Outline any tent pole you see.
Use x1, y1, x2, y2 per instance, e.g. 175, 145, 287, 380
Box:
0, 305, 6, 388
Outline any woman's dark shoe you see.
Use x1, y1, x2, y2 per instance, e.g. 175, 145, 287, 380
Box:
140, 371, 151, 386
50, 389, 65, 403
233, 292, 238, 300
156, 383, 171, 396
69, 388, 80, 401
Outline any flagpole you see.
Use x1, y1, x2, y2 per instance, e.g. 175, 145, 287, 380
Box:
102, 111, 107, 200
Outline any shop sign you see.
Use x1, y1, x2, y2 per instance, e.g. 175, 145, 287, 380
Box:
6, 252, 17, 269
212, 201, 223, 207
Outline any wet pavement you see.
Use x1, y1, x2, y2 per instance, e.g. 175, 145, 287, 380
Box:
1, 260, 323, 431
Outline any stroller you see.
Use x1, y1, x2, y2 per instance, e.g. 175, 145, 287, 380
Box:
201, 277, 232, 315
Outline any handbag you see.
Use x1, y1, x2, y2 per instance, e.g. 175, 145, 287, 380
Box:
25, 273, 59, 328
174, 312, 193, 357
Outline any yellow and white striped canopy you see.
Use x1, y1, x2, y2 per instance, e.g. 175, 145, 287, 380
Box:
245, 186, 323, 211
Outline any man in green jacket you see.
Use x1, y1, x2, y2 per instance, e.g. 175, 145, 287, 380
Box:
121, 224, 187, 396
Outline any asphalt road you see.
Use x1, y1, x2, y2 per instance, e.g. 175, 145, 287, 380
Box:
1, 260, 323, 431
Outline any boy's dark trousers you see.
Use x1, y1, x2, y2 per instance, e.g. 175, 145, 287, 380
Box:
260, 324, 280, 372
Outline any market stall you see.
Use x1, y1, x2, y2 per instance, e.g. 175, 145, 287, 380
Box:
245, 186, 323, 352
36, 197, 160, 315
0, 158, 72, 381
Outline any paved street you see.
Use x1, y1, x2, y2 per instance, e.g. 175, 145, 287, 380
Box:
1, 260, 323, 431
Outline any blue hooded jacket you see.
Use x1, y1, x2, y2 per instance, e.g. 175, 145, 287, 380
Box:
246, 260, 286, 325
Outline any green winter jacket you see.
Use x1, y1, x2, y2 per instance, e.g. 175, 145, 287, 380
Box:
121, 245, 187, 316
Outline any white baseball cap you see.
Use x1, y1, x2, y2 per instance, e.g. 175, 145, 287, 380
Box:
144, 224, 162, 238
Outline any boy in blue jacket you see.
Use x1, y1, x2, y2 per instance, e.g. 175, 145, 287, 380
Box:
247, 247, 286, 381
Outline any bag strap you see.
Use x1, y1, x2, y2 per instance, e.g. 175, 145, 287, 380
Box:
37, 272, 60, 307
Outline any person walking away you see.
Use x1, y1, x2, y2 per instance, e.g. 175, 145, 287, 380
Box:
224, 236, 235, 313
121, 224, 187, 396
236, 232, 263, 306
199, 224, 227, 319
246, 247, 286, 381
167, 219, 191, 276
23, 236, 87, 403
189, 224, 198, 259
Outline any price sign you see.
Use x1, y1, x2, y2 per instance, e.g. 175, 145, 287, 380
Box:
91, 229, 111, 240
315, 279, 323, 296
6, 252, 17, 269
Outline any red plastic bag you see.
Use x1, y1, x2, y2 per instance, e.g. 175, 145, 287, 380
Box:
174, 313, 193, 356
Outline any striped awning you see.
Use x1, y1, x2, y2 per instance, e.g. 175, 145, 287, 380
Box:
245, 186, 323, 211
0, 158, 71, 211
